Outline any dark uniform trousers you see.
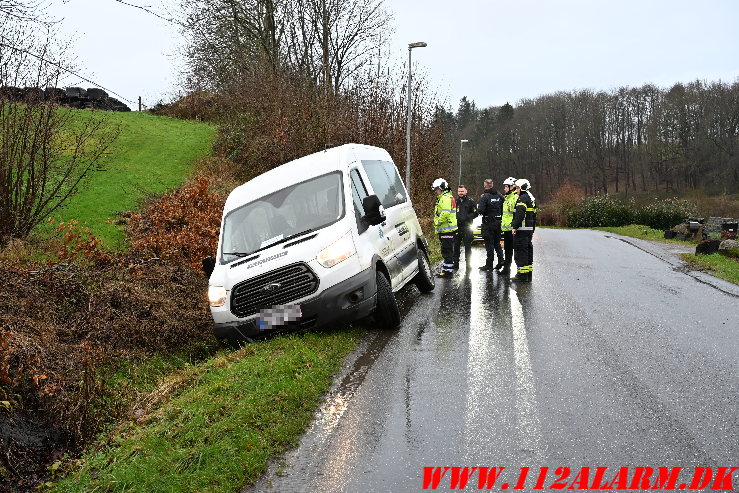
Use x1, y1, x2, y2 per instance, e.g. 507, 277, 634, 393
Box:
502, 230, 514, 269
453, 221, 473, 264
439, 232, 457, 272
513, 231, 533, 274
482, 218, 503, 268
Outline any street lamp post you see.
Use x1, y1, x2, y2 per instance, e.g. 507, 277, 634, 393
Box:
405, 41, 427, 199
458, 139, 469, 185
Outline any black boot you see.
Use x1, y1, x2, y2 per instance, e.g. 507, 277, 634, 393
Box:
493, 261, 504, 271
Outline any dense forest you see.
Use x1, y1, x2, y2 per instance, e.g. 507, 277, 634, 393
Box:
445, 80, 739, 199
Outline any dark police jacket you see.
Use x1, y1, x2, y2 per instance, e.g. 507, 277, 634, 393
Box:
456, 195, 477, 224
477, 188, 504, 224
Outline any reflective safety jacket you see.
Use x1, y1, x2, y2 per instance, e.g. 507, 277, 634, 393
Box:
434, 190, 458, 234
501, 191, 518, 232
511, 190, 537, 233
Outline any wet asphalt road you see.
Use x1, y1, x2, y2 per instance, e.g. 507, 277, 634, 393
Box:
247, 229, 739, 493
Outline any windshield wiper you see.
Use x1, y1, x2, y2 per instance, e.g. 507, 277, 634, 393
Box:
250, 229, 315, 254
224, 229, 315, 261
277, 229, 314, 245
223, 251, 252, 257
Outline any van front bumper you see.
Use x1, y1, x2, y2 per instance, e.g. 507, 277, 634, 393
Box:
213, 266, 377, 344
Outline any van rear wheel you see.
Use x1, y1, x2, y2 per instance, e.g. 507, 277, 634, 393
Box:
413, 249, 435, 293
375, 270, 401, 328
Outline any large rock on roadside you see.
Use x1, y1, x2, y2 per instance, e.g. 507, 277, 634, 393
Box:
718, 239, 739, 258
696, 239, 722, 255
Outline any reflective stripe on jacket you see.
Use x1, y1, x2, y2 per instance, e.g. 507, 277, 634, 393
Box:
434, 190, 458, 233
501, 191, 517, 231
511, 191, 537, 232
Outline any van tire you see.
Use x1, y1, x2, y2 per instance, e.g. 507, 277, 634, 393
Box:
413, 249, 435, 293
375, 270, 401, 328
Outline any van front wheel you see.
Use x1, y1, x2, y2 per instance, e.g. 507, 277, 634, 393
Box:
413, 249, 435, 293
375, 270, 401, 328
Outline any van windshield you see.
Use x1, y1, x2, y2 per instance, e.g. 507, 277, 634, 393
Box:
220, 172, 344, 262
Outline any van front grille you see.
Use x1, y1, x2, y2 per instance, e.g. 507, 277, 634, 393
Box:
230, 263, 319, 318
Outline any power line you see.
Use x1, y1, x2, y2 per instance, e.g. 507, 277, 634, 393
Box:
113, 0, 184, 27
0, 36, 134, 104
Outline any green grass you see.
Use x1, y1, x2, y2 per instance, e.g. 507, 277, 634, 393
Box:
594, 224, 691, 244
681, 253, 739, 285
49, 328, 365, 493
89, 342, 220, 425
36, 110, 216, 249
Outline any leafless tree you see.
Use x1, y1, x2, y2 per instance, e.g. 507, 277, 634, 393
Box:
0, 17, 119, 248
180, 0, 391, 93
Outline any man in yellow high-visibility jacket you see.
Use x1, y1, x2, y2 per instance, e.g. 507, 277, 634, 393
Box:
432, 178, 458, 278
498, 176, 518, 275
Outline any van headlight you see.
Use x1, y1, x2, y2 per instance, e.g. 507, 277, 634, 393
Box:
208, 285, 227, 307
317, 233, 356, 268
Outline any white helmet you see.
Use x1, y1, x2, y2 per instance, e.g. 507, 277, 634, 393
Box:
514, 178, 531, 191
503, 176, 517, 186
431, 178, 448, 191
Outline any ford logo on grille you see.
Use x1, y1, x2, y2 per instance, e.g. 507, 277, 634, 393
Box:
262, 282, 282, 293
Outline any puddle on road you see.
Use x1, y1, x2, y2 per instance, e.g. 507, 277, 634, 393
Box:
311, 323, 397, 438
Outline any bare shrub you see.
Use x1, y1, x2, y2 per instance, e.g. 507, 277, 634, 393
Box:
127, 176, 225, 269
210, 66, 451, 217
150, 90, 221, 121
541, 182, 584, 226
0, 256, 213, 445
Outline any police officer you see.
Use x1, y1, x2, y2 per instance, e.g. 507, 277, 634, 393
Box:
432, 178, 458, 278
476, 178, 504, 271
511, 178, 537, 282
497, 177, 518, 274
453, 184, 477, 269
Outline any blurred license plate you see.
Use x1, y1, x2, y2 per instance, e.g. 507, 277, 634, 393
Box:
257, 304, 302, 331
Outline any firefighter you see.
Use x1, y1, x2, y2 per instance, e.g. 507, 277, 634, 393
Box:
497, 176, 518, 274
476, 178, 504, 271
432, 178, 458, 278
511, 178, 537, 282
453, 184, 477, 269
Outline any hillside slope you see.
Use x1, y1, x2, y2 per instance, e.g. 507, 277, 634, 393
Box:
36, 110, 216, 248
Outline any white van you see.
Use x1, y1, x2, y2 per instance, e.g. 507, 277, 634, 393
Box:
203, 143, 435, 345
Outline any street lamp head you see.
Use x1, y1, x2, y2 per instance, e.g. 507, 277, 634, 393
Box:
461, 139, 469, 143
408, 41, 427, 49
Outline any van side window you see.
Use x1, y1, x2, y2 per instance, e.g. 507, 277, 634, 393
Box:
360, 160, 407, 208
350, 169, 370, 234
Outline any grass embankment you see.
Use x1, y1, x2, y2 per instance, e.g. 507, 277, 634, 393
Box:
36, 111, 216, 248
595, 225, 739, 285
50, 329, 363, 492
680, 253, 739, 285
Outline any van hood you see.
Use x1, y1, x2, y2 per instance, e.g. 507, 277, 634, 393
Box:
210, 229, 341, 290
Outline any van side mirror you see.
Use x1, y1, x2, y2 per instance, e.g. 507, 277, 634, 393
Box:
202, 256, 215, 278
362, 195, 385, 226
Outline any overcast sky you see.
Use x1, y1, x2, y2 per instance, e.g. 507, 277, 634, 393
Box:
44, 0, 739, 111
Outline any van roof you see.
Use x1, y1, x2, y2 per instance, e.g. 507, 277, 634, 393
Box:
223, 143, 392, 212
